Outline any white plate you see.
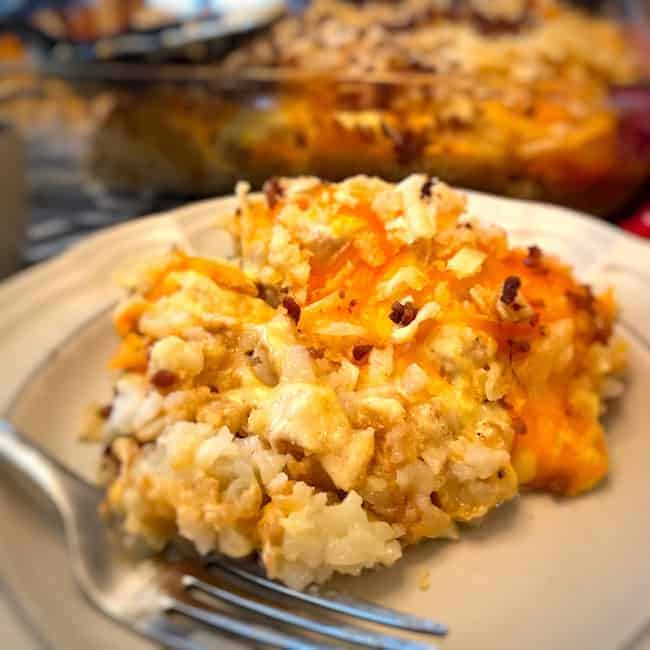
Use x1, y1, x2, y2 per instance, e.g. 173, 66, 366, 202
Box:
1, 193, 650, 650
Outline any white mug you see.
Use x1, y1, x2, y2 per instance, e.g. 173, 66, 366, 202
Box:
0, 123, 26, 280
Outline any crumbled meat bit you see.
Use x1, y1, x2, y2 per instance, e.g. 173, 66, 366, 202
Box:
151, 369, 178, 388
523, 245, 543, 268
389, 301, 418, 326
282, 296, 301, 323
512, 417, 528, 435
352, 344, 373, 361
256, 281, 282, 308
389, 301, 405, 324
263, 177, 284, 209
420, 176, 435, 199
98, 404, 112, 419
402, 302, 419, 326
307, 347, 324, 359
245, 349, 254, 357
500, 276, 521, 305
348, 299, 358, 312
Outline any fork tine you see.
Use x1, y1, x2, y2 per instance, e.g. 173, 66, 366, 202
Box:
137, 613, 209, 650
208, 556, 448, 636
183, 574, 436, 650
169, 598, 337, 650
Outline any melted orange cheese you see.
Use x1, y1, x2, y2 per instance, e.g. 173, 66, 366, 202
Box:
247, 188, 618, 495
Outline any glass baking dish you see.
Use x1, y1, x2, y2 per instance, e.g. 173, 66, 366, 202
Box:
37, 59, 650, 217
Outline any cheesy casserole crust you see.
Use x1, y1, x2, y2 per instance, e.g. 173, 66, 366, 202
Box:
97, 175, 626, 588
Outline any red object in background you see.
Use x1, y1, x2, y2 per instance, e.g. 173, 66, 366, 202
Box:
610, 82, 650, 239
619, 200, 650, 239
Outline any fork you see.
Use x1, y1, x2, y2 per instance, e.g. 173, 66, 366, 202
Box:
0, 419, 447, 650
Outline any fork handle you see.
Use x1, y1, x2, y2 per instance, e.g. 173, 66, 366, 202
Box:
0, 418, 84, 518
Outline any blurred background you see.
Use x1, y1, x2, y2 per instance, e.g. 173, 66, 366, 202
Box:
0, 0, 649, 277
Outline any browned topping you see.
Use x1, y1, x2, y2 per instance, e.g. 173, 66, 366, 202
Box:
471, 8, 532, 36
100, 443, 120, 479
389, 301, 418, 326
523, 245, 543, 268
420, 176, 435, 199
101, 435, 142, 472
530, 298, 545, 309
256, 282, 282, 308
307, 347, 324, 359
275, 440, 306, 461
151, 369, 178, 389
529, 312, 541, 327
348, 299, 358, 312
263, 177, 284, 209
497, 468, 506, 479
566, 285, 595, 312
282, 296, 301, 323
98, 404, 112, 419
593, 316, 612, 344
514, 340, 531, 354
512, 417, 528, 435
352, 344, 373, 362
381, 123, 426, 166
500, 276, 521, 305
